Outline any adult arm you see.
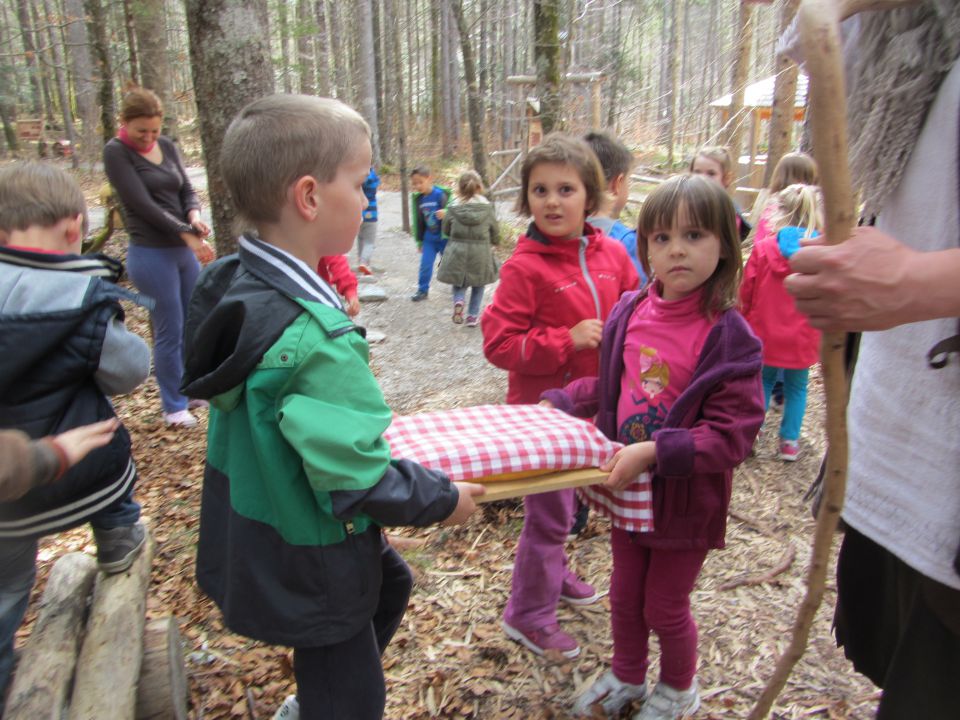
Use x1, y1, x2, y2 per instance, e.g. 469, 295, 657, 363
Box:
785, 226, 960, 331
102, 140, 194, 237
164, 137, 202, 218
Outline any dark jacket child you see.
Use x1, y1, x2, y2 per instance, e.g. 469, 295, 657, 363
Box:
409, 166, 451, 300
0, 162, 151, 711
180, 95, 482, 720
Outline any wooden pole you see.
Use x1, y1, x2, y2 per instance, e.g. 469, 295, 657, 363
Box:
747, 0, 855, 716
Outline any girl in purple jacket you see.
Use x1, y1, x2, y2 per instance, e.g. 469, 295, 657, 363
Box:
543, 175, 765, 720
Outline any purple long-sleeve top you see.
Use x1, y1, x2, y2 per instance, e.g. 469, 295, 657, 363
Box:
542, 288, 765, 550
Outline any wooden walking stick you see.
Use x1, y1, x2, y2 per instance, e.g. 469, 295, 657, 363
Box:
747, 1, 856, 717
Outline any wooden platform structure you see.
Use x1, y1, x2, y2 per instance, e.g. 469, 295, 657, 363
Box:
710, 73, 809, 187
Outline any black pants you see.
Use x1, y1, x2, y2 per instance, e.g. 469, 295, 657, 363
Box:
294, 539, 413, 720
835, 526, 960, 719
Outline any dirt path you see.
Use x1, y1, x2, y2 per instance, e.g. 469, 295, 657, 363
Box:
354, 190, 508, 413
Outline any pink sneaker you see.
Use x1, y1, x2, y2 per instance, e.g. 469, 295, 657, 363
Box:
502, 620, 580, 658
779, 440, 800, 462
465, 315, 479, 327
452, 301, 464, 324
560, 576, 601, 606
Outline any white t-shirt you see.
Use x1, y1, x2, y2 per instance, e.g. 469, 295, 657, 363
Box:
844, 60, 960, 589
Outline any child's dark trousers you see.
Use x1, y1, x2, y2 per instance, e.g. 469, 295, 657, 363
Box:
293, 536, 413, 720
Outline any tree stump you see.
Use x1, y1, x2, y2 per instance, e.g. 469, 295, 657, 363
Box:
68, 530, 156, 720
4, 553, 98, 720
135, 616, 188, 720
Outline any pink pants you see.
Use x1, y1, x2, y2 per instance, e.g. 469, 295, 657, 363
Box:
610, 527, 708, 689
503, 488, 579, 631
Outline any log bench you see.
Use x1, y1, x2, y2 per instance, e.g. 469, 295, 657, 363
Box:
5, 525, 188, 720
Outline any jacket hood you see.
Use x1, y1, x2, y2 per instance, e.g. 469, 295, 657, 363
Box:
447, 201, 493, 226
181, 235, 350, 401
753, 233, 792, 279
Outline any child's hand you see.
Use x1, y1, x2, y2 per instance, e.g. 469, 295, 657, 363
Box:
539, 399, 554, 409
570, 319, 603, 351
601, 442, 655, 491
435, 208, 446, 220
53, 418, 120, 467
344, 295, 361, 317
443, 482, 485, 525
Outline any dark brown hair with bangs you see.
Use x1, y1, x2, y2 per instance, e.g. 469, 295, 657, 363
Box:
637, 174, 742, 318
515, 133, 606, 218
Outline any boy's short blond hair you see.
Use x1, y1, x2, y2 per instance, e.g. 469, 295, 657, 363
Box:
220, 94, 370, 227
0, 162, 87, 235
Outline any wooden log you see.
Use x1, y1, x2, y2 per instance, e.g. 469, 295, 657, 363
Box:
69, 527, 156, 720
135, 617, 188, 720
5, 553, 98, 720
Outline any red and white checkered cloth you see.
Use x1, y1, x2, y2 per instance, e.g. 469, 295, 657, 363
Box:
579, 478, 654, 533
383, 404, 623, 482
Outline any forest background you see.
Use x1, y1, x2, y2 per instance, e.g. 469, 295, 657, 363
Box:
0, 0, 800, 249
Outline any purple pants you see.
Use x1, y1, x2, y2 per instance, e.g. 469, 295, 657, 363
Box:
503, 488, 579, 631
610, 527, 707, 689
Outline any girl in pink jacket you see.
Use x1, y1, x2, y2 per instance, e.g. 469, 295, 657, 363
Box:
739, 184, 823, 461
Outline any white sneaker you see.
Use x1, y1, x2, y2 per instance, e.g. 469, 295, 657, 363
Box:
572, 669, 647, 716
272, 694, 299, 720
634, 679, 700, 720
163, 409, 198, 428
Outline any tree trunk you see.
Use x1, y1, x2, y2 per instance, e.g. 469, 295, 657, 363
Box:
724, 2, 753, 167
357, 0, 381, 166
384, 0, 409, 232
41, 0, 79, 167
451, 0, 487, 184
665, 0, 682, 166
185, 0, 274, 255
297, 0, 316, 94
131, 1, 179, 140
534, 0, 561, 135
5, 554, 98, 719
605, 1, 625, 129
277, 0, 292, 93
327, 0, 350, 101
122, 0, 140, 84
15, 0, 43, 116
84, 0, 116, 144
763, 0, 801, 186
430, 0, 440, 140
314, 0, 331, 95
69, 532, 156, 720
372, 0, 387, 156
61, 0, 98, 166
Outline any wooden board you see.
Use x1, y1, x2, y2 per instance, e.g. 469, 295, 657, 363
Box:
476, 467, 608, 503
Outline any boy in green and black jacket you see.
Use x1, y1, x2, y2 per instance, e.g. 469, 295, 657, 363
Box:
181, 95, 483, 720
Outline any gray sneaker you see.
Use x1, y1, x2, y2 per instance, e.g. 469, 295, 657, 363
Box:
634, 679, 700, 720
572, 669, 647, 716
92, 521, 146, 574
